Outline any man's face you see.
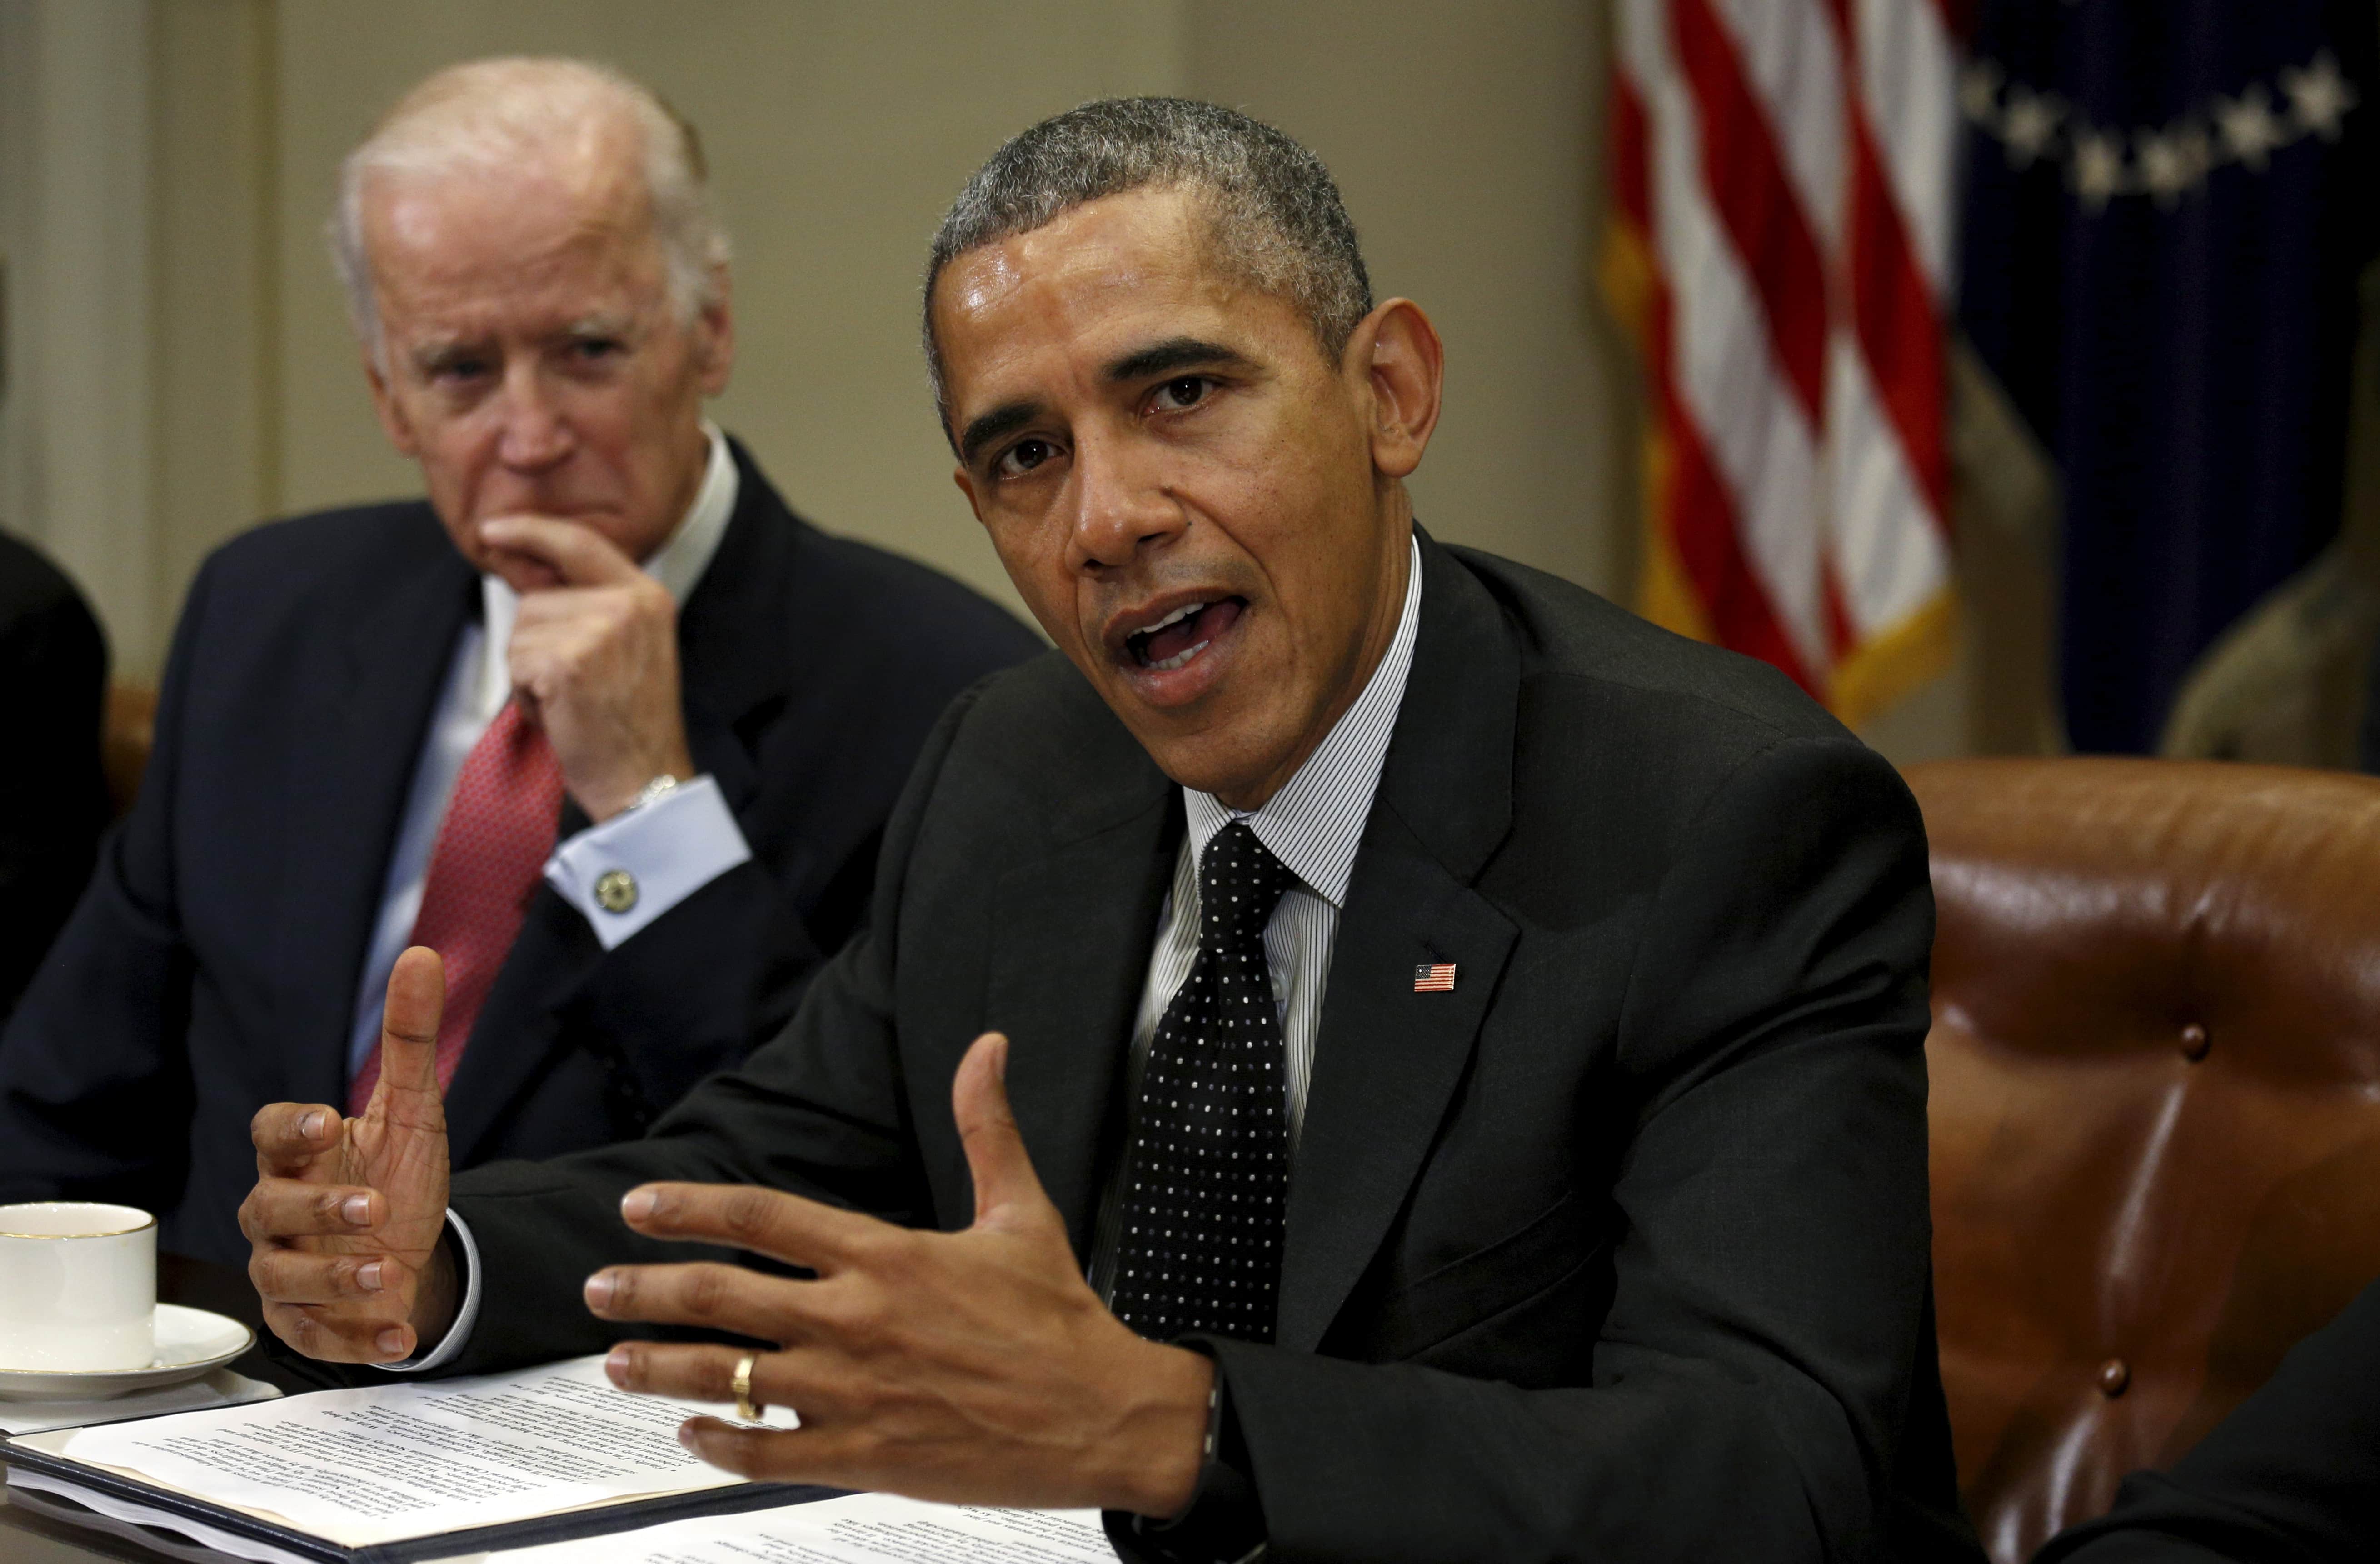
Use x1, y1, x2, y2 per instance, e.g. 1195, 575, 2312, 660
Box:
936, 188, 1413, 809
360, 149, 730, 587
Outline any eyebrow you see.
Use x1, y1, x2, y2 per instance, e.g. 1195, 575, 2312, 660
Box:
958, 401, 1041, 468
564, 312, 635, 340
410, 338, 484, 376
1104, 336, 1252, 382
958, 337, 1254, 466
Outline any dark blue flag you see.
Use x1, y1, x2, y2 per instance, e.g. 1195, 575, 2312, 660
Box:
1959, 0, 2379, 753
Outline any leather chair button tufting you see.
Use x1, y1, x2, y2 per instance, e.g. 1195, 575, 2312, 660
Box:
2097, 1359, 2130, 1397
2179, 1023, 2210, 1061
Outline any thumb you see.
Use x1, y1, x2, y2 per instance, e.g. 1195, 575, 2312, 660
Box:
370, 946, 448, 1130
953, 1032, 1051, 1230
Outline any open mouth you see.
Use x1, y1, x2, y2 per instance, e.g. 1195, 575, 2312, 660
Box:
1125, 598, 1247, 671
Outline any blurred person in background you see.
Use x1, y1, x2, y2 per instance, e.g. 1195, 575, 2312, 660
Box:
0, 57, 1038, 1266
0, 527, 109, 1026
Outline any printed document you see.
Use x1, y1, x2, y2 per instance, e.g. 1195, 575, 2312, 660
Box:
51, 1354, 795, 1549
490, 1490, 1117, 1562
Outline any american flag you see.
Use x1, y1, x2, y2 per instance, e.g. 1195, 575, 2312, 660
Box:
1413, 963, 1458, 993
1605, 0, 1963, 727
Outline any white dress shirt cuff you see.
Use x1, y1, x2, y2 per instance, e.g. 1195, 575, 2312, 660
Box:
543, 775, 753, 951
372, 1208, 483, 1373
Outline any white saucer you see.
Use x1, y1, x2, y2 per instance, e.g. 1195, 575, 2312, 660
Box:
0, 1305, 255, 1402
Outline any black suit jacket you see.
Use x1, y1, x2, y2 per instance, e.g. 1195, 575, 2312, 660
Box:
0, 440, 1039, 1266
388, 534, 1975, 1562
0, 530, 110, 1026
2035, 1276, 2380, 1564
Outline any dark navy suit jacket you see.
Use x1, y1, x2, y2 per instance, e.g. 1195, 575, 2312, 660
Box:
0, 439, 1040, 1264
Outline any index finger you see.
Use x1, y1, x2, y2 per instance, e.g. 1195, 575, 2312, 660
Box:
253, 1102, 342, 1177
477, 515, 642, 588
619, 1182, 881, 1272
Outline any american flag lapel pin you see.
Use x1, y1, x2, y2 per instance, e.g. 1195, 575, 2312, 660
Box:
1413, 962, 1457, 993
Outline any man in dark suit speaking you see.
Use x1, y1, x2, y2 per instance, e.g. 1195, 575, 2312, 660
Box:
239, 100, 1979, 1562
0, 58, 1035, 1267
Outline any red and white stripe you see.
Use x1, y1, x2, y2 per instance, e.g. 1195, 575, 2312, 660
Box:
1612, 0, 1960, 713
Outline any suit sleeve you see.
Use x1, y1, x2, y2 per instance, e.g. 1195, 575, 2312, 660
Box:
537, 596, 1038, 1137
2033, 1277, 2380, 1564
0, 562, 206, 1209
1178, 736, 1948, 1564
430, 680, 988, 1377
0, 570, 110, 1023
546, 849, 824, 1138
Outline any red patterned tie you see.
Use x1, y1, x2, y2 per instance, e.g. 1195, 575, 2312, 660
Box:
349, 701, 566, 1114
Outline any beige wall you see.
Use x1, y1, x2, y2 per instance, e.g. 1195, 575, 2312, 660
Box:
2, 0, 1634, 685
1190, 2, 1631, 597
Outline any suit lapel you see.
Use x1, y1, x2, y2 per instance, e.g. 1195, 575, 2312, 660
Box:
273, 526, 475, 1109
1277, 534, 1524, 1351
973, 786, 1180, 1258
672, 438, 800, 786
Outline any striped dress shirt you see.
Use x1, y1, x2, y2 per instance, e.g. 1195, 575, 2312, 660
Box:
1088, 535, 1423, 1301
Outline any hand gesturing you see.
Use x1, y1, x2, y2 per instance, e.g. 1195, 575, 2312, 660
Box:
586, 1031, 1216, 1518
240, 946, 457, 1361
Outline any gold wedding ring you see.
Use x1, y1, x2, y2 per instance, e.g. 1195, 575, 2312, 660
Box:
730, 1352, 762, 1422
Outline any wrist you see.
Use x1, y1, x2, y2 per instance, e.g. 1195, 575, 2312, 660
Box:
1105, 1342, 1215, 1518
411, 1229, 462, 1349
584, 745, 695, 823
623, 773, 684, 813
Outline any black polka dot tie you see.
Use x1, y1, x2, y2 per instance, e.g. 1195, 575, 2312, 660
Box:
1111, 821, 1298, 1345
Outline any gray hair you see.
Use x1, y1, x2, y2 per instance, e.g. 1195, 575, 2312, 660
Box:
923, 97, 1373, 428
329, 57, 730, 372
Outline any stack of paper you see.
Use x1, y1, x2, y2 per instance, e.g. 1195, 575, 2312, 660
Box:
4, 1354, 805, 1559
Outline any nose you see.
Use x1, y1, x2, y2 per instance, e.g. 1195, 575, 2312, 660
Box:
492, 360, 575, 472
1064, 426, 1184, 573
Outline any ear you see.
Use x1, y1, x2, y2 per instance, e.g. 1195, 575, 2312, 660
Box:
691, 265, 736, 397
363, 347, 422, 459
952, 465, 985, 521
1346, 298, 1444, 481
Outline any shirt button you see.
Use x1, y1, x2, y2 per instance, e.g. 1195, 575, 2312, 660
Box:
595, 869, 639, 913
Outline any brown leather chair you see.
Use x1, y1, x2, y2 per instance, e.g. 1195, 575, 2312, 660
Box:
1911, 758, 2380, 1564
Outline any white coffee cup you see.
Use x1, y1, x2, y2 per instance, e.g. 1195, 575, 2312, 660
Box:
0, 1202, 156, 1372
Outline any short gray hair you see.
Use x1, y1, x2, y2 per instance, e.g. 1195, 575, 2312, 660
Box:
923, 97, 1373, 427
329, 57, 730, 371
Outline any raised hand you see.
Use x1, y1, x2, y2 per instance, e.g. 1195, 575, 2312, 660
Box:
477, 514, 695, 823
587, 1032, 1215, 1517
240, 946, 456, 1362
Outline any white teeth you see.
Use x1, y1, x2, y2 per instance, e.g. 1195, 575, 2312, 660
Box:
1135, 600, 1207, 636
1149, 639, 1211, 672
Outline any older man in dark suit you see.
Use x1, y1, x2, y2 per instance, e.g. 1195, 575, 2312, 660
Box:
0, 58, 1036, 1267
238, 99, 1979, 1563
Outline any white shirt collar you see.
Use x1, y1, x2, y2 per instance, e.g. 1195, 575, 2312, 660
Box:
644, 420, 740, 605
472, 422, 740, 718
1181, 533, 1424, 909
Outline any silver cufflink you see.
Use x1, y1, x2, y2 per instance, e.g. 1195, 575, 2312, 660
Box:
595, 869, 639, 914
